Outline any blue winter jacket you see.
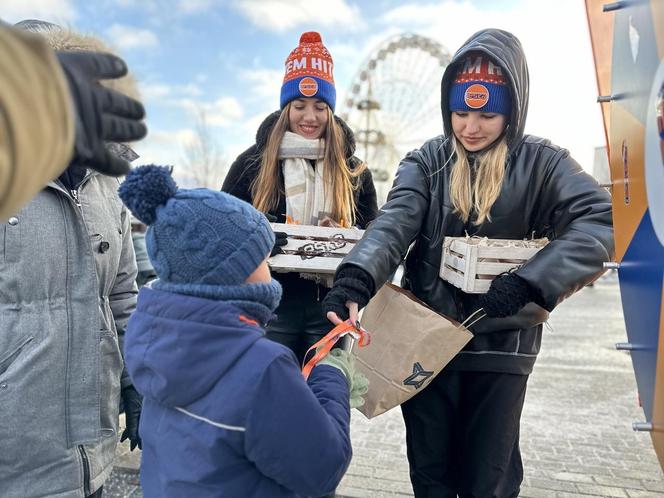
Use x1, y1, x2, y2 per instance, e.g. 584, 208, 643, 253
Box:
124, 287, 352, 497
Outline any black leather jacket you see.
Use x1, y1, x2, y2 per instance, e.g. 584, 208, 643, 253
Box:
339, 29, 614, 374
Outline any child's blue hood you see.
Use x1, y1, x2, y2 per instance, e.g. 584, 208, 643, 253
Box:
124, 287, 264, 407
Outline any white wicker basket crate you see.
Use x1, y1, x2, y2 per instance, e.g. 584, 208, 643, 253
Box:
440, 236, 549, 294
268, 223, 364, 274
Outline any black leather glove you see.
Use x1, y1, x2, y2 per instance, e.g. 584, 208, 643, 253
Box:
322, 266, 375, 321
120, 385, 143, 451
271, 231, 288, 256
56, 51, 147, 176
479, 272, 538, 318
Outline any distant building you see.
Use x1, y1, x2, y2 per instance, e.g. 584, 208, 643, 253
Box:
592, 145, 611, 185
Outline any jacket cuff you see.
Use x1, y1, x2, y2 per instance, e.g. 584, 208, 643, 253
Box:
335, 265, 375, 296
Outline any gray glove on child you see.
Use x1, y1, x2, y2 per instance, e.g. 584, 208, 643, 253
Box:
318, 349, 369, 408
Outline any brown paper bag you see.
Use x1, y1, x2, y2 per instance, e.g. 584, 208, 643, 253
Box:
353, 283, 473, 419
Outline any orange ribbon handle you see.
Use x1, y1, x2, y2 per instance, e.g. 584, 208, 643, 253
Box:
301, 320, 371, 380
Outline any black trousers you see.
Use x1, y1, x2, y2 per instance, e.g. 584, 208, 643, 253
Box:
401, 369, 528, 498
86, 486, 103, 498
266, 291, 332, 365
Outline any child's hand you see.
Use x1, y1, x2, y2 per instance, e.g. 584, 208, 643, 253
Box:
318, 349, 369, 408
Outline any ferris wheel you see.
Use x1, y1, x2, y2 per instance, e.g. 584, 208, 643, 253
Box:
340, 33, 452, 203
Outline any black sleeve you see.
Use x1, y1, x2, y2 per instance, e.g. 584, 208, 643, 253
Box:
354, 165, 378, 229
221, 145, 259, 204
516, 148, 614, 311
339, 147, 431, 293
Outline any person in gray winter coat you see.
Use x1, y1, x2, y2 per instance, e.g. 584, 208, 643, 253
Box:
0, 22, 141, 498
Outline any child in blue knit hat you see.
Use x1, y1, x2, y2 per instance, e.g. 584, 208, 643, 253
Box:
119, 165, 363, 498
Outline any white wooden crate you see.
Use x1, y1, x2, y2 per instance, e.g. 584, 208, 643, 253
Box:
440, 236, 548, 293
268, 223, 364, 274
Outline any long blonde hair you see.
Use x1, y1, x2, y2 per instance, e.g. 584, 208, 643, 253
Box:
251, 104, 366, 226
449, 136, 509, 225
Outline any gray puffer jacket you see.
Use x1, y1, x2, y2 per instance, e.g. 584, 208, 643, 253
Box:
0, 171, 137, 497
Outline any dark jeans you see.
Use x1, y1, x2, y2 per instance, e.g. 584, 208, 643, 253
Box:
266, 292, 332, 365
136, 270, 157, 289
401, 369, 528, 498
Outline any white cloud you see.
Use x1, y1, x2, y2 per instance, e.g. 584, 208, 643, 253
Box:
239, 68, 283, 102
141, 82, 204, 104
180, 83, 204, 97
141, 83, 172, 100
109, 0, 142, 6
148, 129, 198, 145
3, 0, 77, 23
133, 128, 196, 171
106, 23, 159, 50
177, 0, 215, 14
177, 96, 245, 127
205, 97, 245, 126
234, 0, 365, 32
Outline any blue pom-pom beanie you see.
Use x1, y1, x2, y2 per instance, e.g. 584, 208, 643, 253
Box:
118, 166, 275, 291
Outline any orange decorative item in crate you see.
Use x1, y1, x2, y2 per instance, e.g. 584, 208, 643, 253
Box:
440, 236, 548, 294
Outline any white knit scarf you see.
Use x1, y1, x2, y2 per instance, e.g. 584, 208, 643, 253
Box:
279, 131, 332, 225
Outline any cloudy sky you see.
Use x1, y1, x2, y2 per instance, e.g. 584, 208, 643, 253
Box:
4, 0, 605, 186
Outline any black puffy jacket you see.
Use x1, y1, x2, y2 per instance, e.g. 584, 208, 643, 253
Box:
338, 29, 614, 374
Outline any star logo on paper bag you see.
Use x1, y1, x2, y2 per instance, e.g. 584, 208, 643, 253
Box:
403, 362, 434, 389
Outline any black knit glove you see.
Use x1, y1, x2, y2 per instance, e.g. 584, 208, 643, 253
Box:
120, 385, 143, 451
263, 213, 288, 256
479, 272, 537, 318
57, 51, 147, 176
271, 231, 288, 256
322, 266, 374, 321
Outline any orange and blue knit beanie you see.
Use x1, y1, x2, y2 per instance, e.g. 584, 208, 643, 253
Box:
280, 31, 336, 111
449, 52, 512, 116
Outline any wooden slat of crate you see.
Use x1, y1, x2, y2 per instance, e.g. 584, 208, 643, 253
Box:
467, 279, 491, 293
442, 252, 468, 273
270, 223, 364, 241
280, 238, 354, 256
476, 261, 527, 275
441, 267, 466, 289
476, 245, 544, 260
268, 254, 342, 274
440, 263, 474, 291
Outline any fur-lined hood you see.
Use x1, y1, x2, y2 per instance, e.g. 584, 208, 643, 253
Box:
15, 19, 140, 101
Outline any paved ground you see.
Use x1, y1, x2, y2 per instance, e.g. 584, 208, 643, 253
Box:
107, 274, 664, 497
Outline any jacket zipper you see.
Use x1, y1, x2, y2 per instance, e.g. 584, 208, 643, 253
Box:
70, 189, 82, 208
78, 445, 91, 496
56, 178, 92, 497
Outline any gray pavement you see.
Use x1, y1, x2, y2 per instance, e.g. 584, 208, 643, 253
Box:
107, 275, 664, 497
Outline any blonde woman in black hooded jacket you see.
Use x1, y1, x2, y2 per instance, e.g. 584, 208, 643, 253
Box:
324, 28, 614, 498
